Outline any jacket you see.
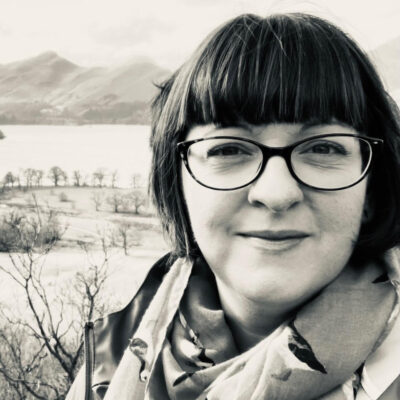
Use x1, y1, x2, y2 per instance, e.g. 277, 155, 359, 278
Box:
67, 253, 174, 400
66, 253, 400, 400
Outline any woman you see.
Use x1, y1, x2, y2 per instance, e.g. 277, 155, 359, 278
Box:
67, 13, 400, 400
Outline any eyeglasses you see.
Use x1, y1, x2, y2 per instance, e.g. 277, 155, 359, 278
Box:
177, 134, 383, 191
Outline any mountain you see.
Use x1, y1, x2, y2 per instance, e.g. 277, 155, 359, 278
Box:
0, 39, 398, 125
370, 36, 400, 103
0, 52, 170, 124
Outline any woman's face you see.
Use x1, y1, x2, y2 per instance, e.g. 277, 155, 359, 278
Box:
181, 123, 368, 311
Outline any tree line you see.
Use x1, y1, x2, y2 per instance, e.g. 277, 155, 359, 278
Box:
2, 167, 144, 190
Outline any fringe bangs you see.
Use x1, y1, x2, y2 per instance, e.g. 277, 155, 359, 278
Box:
179, 14, 369, 132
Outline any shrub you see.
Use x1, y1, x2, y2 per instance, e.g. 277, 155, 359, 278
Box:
59, 191, 69, 202
0, 208, 64, 252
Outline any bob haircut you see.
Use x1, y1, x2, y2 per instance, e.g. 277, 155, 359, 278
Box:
150, 13, 400, 260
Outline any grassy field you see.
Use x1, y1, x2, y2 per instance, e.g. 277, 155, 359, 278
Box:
0, 186, 169, 311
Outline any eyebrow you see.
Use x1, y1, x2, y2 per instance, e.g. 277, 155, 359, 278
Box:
206, 120, 356, 139
299, 120, 354, 132
216, 120, 354, 130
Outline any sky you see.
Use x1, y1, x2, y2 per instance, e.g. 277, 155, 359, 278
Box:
0, 0, 399, 70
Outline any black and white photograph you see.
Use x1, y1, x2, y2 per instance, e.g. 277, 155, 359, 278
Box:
0, 1, 399, 399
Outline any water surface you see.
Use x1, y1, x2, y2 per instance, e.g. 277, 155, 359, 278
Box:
0, 125, 151, 187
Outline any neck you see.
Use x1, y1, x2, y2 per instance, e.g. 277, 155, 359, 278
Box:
216, 279, 295, 352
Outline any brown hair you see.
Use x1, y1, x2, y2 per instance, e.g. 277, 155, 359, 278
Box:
150, 13, 400, 259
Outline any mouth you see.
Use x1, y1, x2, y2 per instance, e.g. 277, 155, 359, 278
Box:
238, 230, 310, 241
236, 230, 311, 251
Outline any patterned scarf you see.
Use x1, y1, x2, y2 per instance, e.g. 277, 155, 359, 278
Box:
104, 252, 400, 400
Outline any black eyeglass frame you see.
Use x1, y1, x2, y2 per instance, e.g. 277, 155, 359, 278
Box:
177, 133, 384, 191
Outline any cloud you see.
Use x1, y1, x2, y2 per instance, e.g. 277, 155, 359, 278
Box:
0, 0, 399, 69
90, 17, 173, 47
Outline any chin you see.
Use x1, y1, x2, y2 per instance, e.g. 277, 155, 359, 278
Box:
233, 270, 324, 308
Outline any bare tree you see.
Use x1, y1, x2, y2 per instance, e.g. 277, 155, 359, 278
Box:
16, 172, 22, 190
91, 190, 104, 211
0, 201, 110, 399
79, 172, 89, 187
92, 168, 107, 188
48, 167, 67, 187
72, 170, 82, 187
110, 170, 118, 188
0, 199, 63, 253
129, 189, 147, 215
0, 319, 54, 400
3, 171, 17, 189
131, 173, 143, 189
114, 221, 139, 255
23, 168, 36, 189
74, 238, 110, 320
106, 191, 126, 213
33, 169, 44, 187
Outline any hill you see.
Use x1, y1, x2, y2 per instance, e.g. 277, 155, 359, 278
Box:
0, 52, 170, 124
370, 35, 400, 104
0, 38, 398, 125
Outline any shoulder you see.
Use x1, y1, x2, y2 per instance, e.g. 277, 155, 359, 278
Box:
92, 252, 176, 385
358, 251, 400, 400
94, 252, 175, 339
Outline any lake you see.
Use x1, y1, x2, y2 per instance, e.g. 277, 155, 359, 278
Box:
0, 125, 152, 187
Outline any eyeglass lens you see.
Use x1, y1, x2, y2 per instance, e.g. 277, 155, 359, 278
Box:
185, 136, 372, 190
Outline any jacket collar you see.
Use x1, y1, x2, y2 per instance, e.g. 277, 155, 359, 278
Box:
360, 248, 400, 399
361, 314, 400, 399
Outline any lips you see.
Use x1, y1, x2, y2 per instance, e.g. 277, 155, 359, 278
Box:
236, 230, 311, 252
237, 230, 310, 241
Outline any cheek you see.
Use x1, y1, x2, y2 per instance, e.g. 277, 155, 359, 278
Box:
309, 184, 367, 244
182, 169, 242, 239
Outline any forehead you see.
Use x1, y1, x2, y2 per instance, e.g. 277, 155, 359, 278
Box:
185, 122, 359, 145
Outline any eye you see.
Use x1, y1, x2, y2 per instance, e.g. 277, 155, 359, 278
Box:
207, 143, 252, 157
300, 141, 347, 156
310, 144, 336, 154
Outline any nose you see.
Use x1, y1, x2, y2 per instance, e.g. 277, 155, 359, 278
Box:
247, 156, 304, 212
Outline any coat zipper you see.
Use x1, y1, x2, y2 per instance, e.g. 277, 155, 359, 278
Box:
84, 321, 95, 400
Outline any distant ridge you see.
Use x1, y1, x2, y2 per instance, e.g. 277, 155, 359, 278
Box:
0, 38, 398, 125
370, 35, 400, 103
0, 52, 170, 124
